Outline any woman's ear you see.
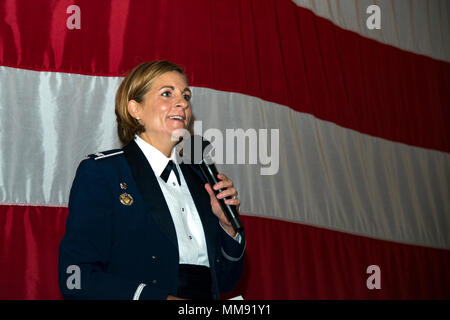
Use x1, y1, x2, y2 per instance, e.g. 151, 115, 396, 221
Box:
127, 100, 140, 120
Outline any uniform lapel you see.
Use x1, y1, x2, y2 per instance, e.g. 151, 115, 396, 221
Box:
123, 141, 178, 249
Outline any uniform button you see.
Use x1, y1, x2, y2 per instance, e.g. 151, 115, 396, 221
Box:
152, 255, 156, 260
189, 236, 192, 240
173, 182, 176, 186
152, 280, 157, 284
181, 208, 184, 212
216, 259, 220, 263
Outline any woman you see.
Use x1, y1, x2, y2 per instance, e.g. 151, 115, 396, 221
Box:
58, 60, 245, 300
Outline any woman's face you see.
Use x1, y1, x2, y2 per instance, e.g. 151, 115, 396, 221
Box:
130, 71, 192, 147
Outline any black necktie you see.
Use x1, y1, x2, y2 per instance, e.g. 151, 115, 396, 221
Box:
160, 160, 181, 186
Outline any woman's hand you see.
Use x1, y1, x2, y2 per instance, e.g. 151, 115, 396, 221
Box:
204, 173, 240, 238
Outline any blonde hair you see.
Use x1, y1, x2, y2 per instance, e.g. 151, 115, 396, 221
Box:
115, 60, 186, 145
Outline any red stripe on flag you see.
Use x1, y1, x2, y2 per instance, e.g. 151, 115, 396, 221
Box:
225, 215, 450, 300
1, 205, 449, 299
0, 205, 66, 299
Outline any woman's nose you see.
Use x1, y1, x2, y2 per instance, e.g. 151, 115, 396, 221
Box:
175, 95, 189, 109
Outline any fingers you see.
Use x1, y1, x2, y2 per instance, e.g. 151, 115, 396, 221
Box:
204, 183, 216, 200
205, 182, 238, 202
213, 174, 238, 199
212, 174, 233, 191
204, 176, 241, 220
224, 197, 240, 207
216, 187, 237, 200
207, 173, 240, 208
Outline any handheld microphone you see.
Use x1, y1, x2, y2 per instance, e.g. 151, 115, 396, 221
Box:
183, 135, 244, 233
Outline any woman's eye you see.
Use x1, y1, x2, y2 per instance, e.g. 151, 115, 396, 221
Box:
184, 94, 191, 101
161, 91, 172, 97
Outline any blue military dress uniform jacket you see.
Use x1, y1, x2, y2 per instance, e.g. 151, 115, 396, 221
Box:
58, 141, 245, 299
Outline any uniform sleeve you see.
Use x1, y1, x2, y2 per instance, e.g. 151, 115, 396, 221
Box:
216, 226, 246, 293
58, 159, 168, 300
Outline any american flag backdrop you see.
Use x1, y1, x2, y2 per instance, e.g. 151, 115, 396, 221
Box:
0, 0, 449, 299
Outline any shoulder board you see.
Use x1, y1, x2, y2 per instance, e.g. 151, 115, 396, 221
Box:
86, 149, 124, 160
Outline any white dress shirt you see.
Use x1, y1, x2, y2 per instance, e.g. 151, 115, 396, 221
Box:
135, 135, 211, 267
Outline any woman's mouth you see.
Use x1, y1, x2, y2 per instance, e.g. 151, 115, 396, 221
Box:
168, 115, 185, 122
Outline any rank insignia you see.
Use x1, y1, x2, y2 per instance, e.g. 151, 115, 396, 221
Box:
120, 182, 128, 190
120, 193, 134, 206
